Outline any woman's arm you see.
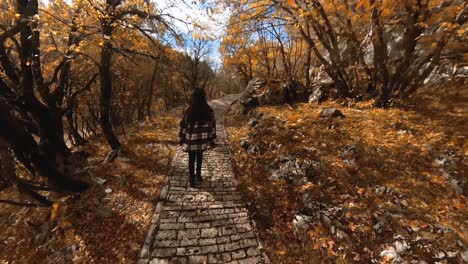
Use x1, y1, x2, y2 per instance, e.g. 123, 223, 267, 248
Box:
211, 110, 216, 142
179, 115, 187, 145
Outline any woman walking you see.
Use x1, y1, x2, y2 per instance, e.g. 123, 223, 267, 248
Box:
179, 88, 216, 187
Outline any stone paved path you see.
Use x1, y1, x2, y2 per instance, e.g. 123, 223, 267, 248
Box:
138, 95, 269, 264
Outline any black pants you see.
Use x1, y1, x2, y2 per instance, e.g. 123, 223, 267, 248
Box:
188, 150, 203, 177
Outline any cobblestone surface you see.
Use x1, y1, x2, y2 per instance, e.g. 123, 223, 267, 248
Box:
139, 95, 268, 264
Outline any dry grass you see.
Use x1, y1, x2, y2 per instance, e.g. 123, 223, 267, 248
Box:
0, 110, 181, 263
225, 81, 467, 263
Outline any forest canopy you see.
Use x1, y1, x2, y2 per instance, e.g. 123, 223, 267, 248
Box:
0, 0, 466, 206
0, 0, 237, 206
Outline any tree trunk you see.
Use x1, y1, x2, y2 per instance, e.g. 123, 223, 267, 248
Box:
65, 104, 87, 146
0, 102, 88, 192
305, 46, 312, 89
99, 22, 121, 150
146, 61, 158, 119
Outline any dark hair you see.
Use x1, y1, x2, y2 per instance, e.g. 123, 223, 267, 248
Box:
185, 88, 212, 122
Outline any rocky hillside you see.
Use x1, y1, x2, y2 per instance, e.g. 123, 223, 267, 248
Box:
225, 80, 467, 263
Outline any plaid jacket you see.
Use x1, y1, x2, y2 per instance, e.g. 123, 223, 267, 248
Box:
179, 109, 216, 152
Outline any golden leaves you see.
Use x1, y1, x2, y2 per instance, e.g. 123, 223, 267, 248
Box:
51, 202, 60, 220
286, 0, 297, 7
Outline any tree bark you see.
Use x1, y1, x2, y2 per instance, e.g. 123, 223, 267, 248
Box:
0, 102, 88, 192
99, 19, 121, 150
146, 61, 158, 119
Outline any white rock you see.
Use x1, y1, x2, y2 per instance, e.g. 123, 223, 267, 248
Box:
380, 246, 397, 259
336, 229, 348, 240
400, 199, 409, 207
434, 251, 445, 259
394, 240, 408, 253
446, 251, 458, 258
292, 214, 312, 241
105, 188, 113, 194
94, 177, 107, 185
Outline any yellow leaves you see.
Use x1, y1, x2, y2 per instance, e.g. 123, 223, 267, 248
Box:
51, 202, 60, 220
277, 250, 286, 255
60, 219, 72, 229
417, 22, 428, 28
47, 46, 57, 52
457, 28, 467, 37
348, 222, 358, 231
286, 0, 297, 7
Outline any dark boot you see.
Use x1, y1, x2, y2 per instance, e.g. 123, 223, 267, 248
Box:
189, 174, 196, 187
196, 173, 203, 183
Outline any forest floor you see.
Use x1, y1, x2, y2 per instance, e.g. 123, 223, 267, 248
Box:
0, 81, 466, 264
0, 109, 182, 263
224, 80, 467, 263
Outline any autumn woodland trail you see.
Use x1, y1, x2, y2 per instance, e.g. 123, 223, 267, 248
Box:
138, 95, 269, 264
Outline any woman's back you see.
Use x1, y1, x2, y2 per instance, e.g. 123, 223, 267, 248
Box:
179, 89, 216, 152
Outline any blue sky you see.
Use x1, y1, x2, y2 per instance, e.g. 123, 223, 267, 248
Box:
157, 0, 231, 68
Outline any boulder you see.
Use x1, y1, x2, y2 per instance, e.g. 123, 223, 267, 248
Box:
319, 108, 345, 118
236, 78, 265, 115
269, 157, 320, 185
292, 214, 313, 241
235, 78, 310, 115
308, 81, 335, 105
339, 145, 358, 166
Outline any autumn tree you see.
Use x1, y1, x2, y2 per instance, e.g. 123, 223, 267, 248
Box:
0, 0, 183, 204
221, 0, 467, 106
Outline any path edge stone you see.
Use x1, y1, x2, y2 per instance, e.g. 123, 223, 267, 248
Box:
138, 151, 181, 263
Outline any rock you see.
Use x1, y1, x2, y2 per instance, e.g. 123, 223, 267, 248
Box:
269, 158, 309, 185
240, 138, 250, 150
292, 214, 312, 241
399, 199, 409, 207
304, 146, 320, 154
308, 85, 328, 104
105, 188, 113, 194
320, 108, 345, 118
339, 145, 358, 166
340, 98, 356, 107
434, 251, 446, 259
248, 118, 259, 127
236, 78, 265, 115
380, 246, 397, 260
394, 240, 408, 253
268, 142, 279, 150
94, 177, 107, 185
336, 229, 348, 240
446, 251, 459, 258
373, 222, 385, 233
321, 215, 331, 225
